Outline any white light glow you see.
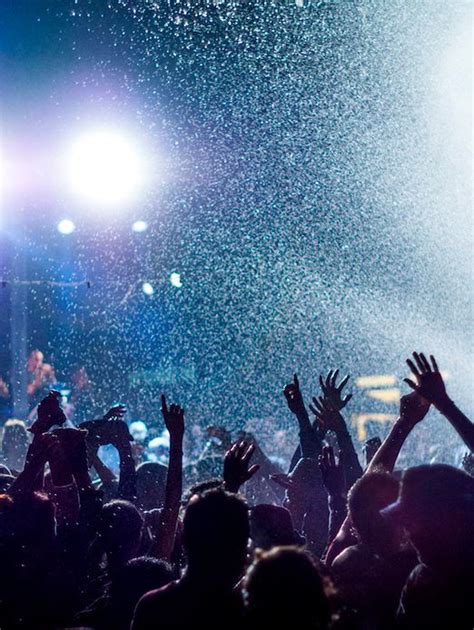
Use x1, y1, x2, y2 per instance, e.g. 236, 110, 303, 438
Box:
66, 130, 144, 205
170, 272, 182, 288
132, 220, 148, 233
57, 218, 76, 235
142, 282, 154, 296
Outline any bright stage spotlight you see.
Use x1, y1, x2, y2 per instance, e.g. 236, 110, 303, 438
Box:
132, 220, 148, 233
57, 218, 76, 235
142, 282, 154, 296
66, 130, 144, 206
170, 272, 182, 288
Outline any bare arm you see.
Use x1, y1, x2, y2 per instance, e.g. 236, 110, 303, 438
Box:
150, 395, 184, 561
325, 391, 429, 567
405, 352, 474, 452
284, 373, 323, 467
310, 370, 363, 487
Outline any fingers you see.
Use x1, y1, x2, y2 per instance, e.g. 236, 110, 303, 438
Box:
161, 394, 168, 414
342, 393, 352, 405
245, 464, 260, 480
293, 373, 299, 389
430, 354, 439, 372
241, 442, 255, 464
406, 358, 420, 379
418, 352, 431, 372
308, 404, 318, 416
325, 371, 332, 389
319, 375, 326, 394
330, 369, 339, 387
337, 374, 350, 392
412, 352, 425, 374
404, 378, 417, 390
311, 396, 325, 413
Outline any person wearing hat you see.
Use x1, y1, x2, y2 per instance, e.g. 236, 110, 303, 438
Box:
382, 464, 474, 629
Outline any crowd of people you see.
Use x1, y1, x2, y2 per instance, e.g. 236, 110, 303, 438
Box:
0, 350, 472, 628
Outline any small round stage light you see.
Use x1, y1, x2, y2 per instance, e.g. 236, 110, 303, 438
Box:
57, 219, 76, 235
142, 282, 154, 296
66, 130, 144, 206
132, 220, 148, 233
170, 272, 182, 288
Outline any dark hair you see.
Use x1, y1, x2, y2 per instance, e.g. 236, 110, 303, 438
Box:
348, 472, 399, 545
111, 556, 173, 604
185, 478, 223, 503
183, 489, 249, 570
250, 504, 303, 549
244, 546, 330, 627
100, 499, 144, 549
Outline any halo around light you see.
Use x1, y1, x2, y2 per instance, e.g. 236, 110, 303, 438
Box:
65, 129, 145, 206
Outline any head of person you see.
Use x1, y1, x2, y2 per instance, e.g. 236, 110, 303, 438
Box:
382, 464, 474, 570
183, 488, 249, 587
136, 462, 167, 511
249, 504, 304, 550
27, 350, 44, 372
1, 419, 28, 470
36, 392, 66, 428
282, 458, 327, 529
100, 500, 144, 566
110, 556, 173, 622
348, 471, 400, 553
244, 546, 330, 627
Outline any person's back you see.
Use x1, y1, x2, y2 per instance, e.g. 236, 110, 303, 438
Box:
132, 488, 249, 629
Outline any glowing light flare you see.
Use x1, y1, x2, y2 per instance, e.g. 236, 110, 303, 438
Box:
132, 220, 148, 233
57, 219, 76, 234
142, 282, 154, 296
170, 272, 182, 288
65, 130, 145, 206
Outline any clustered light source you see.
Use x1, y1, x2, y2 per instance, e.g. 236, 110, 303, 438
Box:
65, 129, 145, 206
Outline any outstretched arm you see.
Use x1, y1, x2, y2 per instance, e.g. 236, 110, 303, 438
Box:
284, 373, 323, 468
366, 391, 430, 474
151, 395, 184, 561
325, 390, 430, 567
310, 370, 362, 488
405, 352, 474, 452
319, 446, 347, 549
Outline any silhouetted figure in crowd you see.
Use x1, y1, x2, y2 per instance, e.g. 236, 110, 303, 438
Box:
132, 489, 249, 629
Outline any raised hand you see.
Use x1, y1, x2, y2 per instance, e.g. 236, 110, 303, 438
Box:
318, 370, 352, 412
161, 395, 185, 440
103, 404, 127, 421
223, 441, 260, 493
283, 373, 306, 416
318, 445, 345, 498
405, 352, 448, 409
309, 395, 344, 434
399, 391, 430, 426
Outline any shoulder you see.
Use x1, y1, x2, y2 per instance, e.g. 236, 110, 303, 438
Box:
132, 581, 180, 629
333, 544, 372, 568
